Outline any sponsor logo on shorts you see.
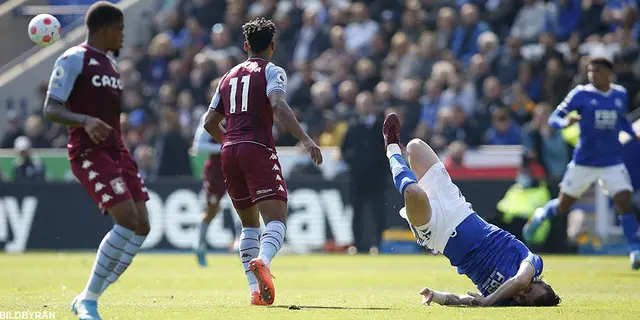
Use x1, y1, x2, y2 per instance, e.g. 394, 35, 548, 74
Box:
272, 164, 280, 171
270, 153, 278, 160
256, 189, 273, 195
278, 185, 285, 192
94, 182, 105, 192
110, 177, 126, 195
275, 174, 282, 181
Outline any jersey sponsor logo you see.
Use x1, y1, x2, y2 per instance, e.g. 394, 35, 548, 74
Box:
595, 109, 617, 129
482, 270, 506, 294
88, 58, 100, 66
110, 177, 127, 195
91, 75, 123, 90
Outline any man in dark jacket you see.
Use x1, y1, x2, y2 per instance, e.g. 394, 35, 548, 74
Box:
341, 92, 389, 253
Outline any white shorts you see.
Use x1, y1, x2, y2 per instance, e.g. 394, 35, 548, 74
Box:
400, 162, 473, 254
560, 162, 633, 198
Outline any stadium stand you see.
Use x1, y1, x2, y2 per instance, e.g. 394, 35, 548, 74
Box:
2, 0, 640, 176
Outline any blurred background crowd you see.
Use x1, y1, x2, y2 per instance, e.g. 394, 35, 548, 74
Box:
4, 0, 640, 180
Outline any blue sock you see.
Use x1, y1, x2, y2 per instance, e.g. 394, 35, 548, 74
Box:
197, 221, 209, 250
620, 213, 640, 250
389, 154, 417, 195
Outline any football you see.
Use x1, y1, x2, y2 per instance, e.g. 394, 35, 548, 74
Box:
28, 14, 61, 46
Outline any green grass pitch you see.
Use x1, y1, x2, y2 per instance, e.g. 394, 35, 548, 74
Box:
1, 253, 639, 319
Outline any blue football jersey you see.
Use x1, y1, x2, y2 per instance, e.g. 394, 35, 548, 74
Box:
443, 214, 544, 301
550, 84, 631, 167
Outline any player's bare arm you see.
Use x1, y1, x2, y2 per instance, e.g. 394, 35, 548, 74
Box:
471, 261, 535, 306
203, 110, 226, 143
269, 91, 323, 166
420, 287, 475, 306
44, 97, 112, 144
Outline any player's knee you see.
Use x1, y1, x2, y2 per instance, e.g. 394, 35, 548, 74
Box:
406, 139, 424, 158
136, 219, 151, 236
613, 191, 633, 213
404, 183, 426, 202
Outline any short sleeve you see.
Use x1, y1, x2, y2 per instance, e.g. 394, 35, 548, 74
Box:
523, 252, 544, 280
47, 49, 84, 103
265, 63, 287, 97
557, 86, 582, 114
209, 81, 223, 114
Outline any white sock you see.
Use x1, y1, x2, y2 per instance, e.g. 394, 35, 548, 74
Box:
80, 225, 133, 301
386, 144, 402, 159
258, 221, 286, 268
100, 234, 146, 294
239, 228, 260, 293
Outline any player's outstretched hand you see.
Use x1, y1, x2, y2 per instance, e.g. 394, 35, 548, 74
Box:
467, 292, 485, 307
567, 114, 582, 126
419, 287, 434, 306
84, 116, 113, 144
302, 138, 323, 166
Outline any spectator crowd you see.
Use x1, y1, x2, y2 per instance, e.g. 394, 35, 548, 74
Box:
3, 0, 640, 179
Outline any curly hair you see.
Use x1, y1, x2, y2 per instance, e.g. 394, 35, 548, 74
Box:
242, 17, 276, 53
85, 1, 123, 33
532, 280, 561, 307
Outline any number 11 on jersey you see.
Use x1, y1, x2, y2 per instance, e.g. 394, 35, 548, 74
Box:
229, 76, 250, 114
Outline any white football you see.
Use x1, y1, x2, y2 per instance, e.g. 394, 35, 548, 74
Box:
28, 14, 61, 46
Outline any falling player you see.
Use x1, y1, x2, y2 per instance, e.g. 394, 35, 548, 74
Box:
192, 87, 227, 267
382, 113, 560, 307
43, 2, 150, 319
203, 17, 323, 305
523, 57, 640, 269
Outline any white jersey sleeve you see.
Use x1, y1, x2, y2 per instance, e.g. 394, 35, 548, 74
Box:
265, 62, 287, 98
192, 111, 222, 154
46, 47, 85, 103
209, 80, 222, 111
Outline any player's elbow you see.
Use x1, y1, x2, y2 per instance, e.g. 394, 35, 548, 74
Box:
512, 274, 531, 289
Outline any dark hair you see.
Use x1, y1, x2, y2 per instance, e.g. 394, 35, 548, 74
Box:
85, 1, 123, 33
532, 280, 561, 307
242, 17, 276, 53
590, 57, 614, 70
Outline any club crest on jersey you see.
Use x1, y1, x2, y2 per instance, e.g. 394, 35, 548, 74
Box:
92, 74, 123, 90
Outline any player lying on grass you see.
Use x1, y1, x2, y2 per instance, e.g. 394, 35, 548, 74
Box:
382, 113, 560, 307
